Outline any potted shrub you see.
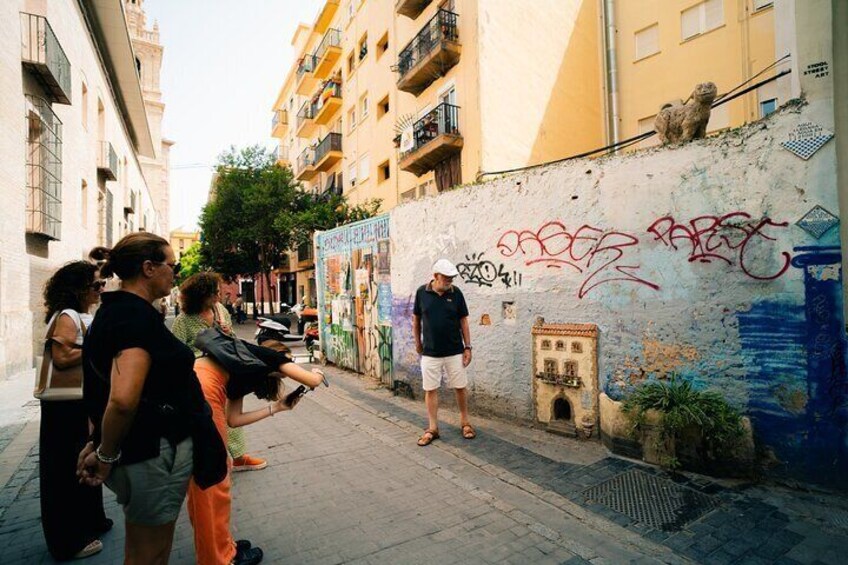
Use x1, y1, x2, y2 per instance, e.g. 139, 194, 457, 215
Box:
623, 376, 747, 474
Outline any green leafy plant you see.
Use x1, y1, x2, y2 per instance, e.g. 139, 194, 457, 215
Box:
623, 375, 744, 469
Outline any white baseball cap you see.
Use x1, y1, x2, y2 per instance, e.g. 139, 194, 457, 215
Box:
432, 258, 459, 277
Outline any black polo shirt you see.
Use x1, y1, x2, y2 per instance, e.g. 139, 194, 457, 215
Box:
413, 282, 469, 357
83, 291, 204, 465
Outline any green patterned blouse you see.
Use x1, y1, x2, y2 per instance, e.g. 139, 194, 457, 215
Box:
171, 303, 233, 358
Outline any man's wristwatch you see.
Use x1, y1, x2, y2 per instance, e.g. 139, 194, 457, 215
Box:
464, 346, 473, 351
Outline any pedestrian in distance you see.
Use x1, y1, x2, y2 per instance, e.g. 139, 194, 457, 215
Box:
171, 273, 268, 472
187, 339, 327, 565
77, 233, 226, 564
234, 293, 245, 325
412, 259, 476, 446
38, 262, 112, 560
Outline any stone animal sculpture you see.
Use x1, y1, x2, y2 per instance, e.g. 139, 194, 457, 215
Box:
654, 82, 719, 144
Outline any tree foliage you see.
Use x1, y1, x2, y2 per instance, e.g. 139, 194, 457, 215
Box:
177, 242, 203, 283
199, 145, 381, 309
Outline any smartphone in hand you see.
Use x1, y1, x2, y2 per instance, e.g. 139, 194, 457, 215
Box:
284, 385, 307, 408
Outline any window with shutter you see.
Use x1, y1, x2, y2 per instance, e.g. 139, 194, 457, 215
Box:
681, 5, 700, 40
704, 0, 724, 30
635, 24, 659, 60
359, 153, 370, 181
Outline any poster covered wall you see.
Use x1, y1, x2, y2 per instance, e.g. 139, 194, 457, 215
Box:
315, 215, 393, 384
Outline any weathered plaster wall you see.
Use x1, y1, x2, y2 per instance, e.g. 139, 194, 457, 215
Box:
390, 102, 847, 487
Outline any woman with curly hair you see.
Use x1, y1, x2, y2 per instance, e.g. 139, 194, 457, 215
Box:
40, 261, 112, 560
172, 273, 266, 474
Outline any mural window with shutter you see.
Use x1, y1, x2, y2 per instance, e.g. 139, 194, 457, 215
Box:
544, 359, 557, 379
541, 339, 551, 350
564, 361, 578, 378
571, 342, 583, 353
555, 340, 565, 351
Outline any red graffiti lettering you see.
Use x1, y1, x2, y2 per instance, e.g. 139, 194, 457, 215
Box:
646, 213, 791, 280
496, 222, 659, 298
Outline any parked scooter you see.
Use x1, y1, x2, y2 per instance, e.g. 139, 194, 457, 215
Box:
255, 315, 302, 344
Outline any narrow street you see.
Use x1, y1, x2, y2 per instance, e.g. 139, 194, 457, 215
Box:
0, 323, 844, 564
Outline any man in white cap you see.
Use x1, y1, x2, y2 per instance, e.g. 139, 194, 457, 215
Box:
412, 258, 475, 446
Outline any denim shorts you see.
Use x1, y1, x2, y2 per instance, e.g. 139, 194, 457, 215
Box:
106, 437, 193, 526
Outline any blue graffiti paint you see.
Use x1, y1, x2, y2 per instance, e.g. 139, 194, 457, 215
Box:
791, 246, 848, 486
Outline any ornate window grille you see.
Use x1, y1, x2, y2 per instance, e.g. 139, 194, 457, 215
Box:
25, 95, 62, 240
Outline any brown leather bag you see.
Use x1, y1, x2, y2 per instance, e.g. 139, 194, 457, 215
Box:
34, 311, 86, 401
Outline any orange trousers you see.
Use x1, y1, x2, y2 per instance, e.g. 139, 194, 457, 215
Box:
187, 362, 237, 565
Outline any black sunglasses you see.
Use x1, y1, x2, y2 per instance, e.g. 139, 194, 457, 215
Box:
90, 280, 107, 291
151, 261, 181, 274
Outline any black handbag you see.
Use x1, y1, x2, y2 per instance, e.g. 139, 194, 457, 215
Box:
194, 326, 269, 374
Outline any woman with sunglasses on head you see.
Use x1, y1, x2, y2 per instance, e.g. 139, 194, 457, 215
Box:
78, 233, 221, 564
39, 262, 112, 560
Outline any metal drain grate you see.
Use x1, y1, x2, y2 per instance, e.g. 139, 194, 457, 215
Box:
582, 469, 720, 531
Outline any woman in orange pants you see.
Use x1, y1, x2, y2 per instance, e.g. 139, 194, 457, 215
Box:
186, 341, 326, 565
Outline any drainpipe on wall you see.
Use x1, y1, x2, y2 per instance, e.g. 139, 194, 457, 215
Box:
602, 0, 621, 152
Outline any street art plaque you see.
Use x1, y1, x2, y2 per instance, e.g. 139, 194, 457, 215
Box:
781, 122, 834, 160
796, 205, 839, 239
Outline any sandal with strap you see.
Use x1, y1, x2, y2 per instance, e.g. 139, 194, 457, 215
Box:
461, 424, 476, 439
73, 539, 103, 559
417, 429, 439, 446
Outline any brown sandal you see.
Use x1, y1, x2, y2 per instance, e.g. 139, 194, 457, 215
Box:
417, 429, 439, 446
461, 424, 476, 439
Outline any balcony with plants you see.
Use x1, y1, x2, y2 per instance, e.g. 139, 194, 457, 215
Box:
396, 9, 460, 96
398, 102, 462, 176
20, 13, 71, 104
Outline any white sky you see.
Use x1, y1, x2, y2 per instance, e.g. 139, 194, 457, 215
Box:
143, 0, 322, 232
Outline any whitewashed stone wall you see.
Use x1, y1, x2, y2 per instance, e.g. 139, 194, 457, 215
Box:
390, 102, 847, 486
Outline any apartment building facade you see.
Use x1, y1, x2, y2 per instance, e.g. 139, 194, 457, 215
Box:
0, 0, 169, 380
610, 0, 783, 149
271, 0, 605, 305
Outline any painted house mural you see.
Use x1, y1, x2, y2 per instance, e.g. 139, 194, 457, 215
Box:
316, 215, 393, 385
387, 104, 847, 489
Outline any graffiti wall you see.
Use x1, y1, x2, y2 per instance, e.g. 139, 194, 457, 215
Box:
316, 215, 393, 385
390, 104, 847, 488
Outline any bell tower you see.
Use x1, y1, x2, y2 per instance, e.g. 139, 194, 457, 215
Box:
124, 0, 174, 234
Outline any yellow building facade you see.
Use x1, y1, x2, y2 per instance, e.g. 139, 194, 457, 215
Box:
169, 228, 200, 262
610, 0, 781, 148
271, 0, 605, 210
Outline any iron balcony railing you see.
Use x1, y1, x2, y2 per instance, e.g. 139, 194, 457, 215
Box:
397, 9, 459, 79
315, 132, 342, 163
297, 146, 316, 172
25, 95, 63, 240
314, 28, 341, 62
21, 13, 72, 104
297, 100, 316, 130
98, 141, 118, 179
297, 54, 317, 79
401, 102, 460, 158
271, 109, 288, 129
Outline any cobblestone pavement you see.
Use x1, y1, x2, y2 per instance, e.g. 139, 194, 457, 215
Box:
1, 328, 847, 563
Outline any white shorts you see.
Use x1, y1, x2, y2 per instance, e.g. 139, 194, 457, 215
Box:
421, 354, 467, 391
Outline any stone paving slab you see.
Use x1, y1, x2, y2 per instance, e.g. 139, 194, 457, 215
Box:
0, 356, 847, 563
